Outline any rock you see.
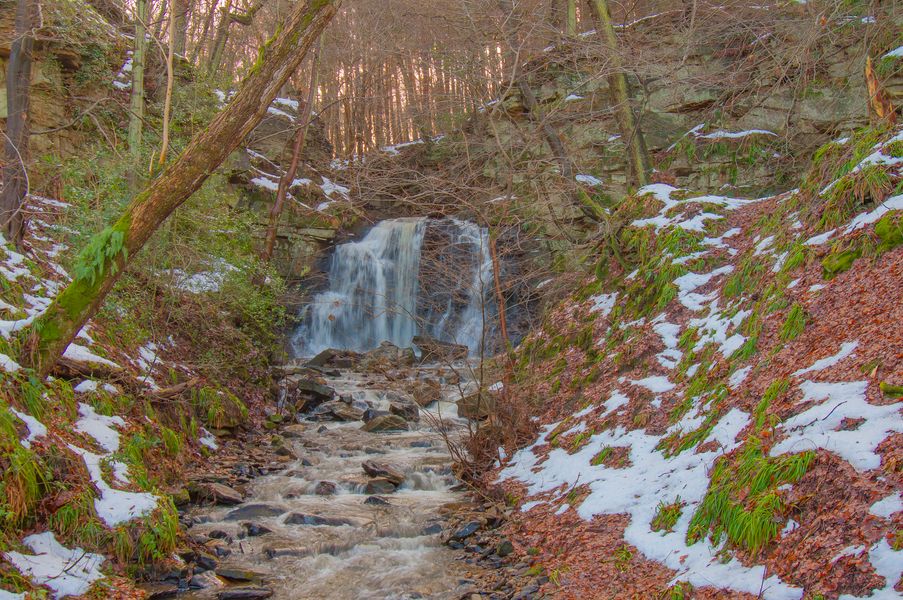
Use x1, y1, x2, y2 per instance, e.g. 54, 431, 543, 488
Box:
364, 478, 397, 495
224, 504, 287, 521
282, 424, 307, 438
169, 487, 191, 507
207, 530, 230, 541
241, 522, 273, 537
314, 481, 338, 495
389, 401, 419, 422
194, 552, 218, 571
288, 377, 335, 405
421, 523, 443, 535
364, 496, 391, 506
315, 401, 364, 422
189, 482, 244, 506
451, 521, 481, 540
409, 378, 442, 407
283, 513, 357, 527
410, 440, 432, 448
361, 414, 409, 432
412, 335, 468, 363
138, 583, 180, 599
457, 391, 496, 420
362, 408, 389, 422
304, 348, 360, 369
361, 460, 405, 485
189, 571, 224, 590
496, 539, 514, 557
217, 588, 273, 600
215, 568, 265, 583
359, 341, 416, 371
317, 425, 328, 433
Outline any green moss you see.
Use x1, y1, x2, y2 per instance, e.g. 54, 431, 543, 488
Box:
879, 382, 903, 399
822, 248, 861, 277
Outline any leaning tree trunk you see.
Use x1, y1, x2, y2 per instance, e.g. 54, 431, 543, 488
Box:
261, 35, 323, 266
1, 0, 36, 248
22, 0, 339, 376
172, 0, 189, 57
128, 0, 150, 159
586, 0, 650, 188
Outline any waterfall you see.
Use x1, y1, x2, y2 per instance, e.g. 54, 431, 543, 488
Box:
293, 217, 495, 357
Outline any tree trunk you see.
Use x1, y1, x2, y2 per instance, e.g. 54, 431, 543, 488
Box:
172, 0, 189, 56
566, 0, 577, 36
159, 0, 177, 166
22, 0, 339, 376
190, 0, 221, 64
261, 35, 322, 265
128, 0, 150, 158
0, 0, 36, 248
207, 0, 267, 78
586, 0, 650, 188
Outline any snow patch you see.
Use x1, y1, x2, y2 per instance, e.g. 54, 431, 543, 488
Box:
792, 341, 858, 376
4, 532, 105, 598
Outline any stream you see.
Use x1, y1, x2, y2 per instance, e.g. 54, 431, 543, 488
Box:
181, 364, 486, 599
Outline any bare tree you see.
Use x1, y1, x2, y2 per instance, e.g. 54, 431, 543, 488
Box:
1, 0, 37, 247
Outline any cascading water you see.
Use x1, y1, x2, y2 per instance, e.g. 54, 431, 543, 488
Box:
293, 217, 494, 356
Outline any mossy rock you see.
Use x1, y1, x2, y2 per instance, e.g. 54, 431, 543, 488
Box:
875, 215, 903, 253
822, 248, 860, 278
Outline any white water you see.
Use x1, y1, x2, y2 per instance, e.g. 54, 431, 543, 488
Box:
294, 218, 494, 357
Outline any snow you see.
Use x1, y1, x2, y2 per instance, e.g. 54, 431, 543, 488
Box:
576, 174, 603, 186
699, 129, 777, 140
10, 409, 46, 449
837, 539, 901, 600
4, 532, 105, 598
273, 97, 299, 111
602, 391, 630, 416
839, 193, 903, 236
74, 380, 99, 393
652, 318, 682, 369
770, 380, 903, 472
0, 352, 21, 373
882, 45, 903, 59
564, 94, 584, 102
68, 444, 158, 527
629, 375, 675, 393
501, 407, 803, 599
805, 228, 836, 246
689, 301, 750, 359
809, 284, 825, 292
199, 428, 219, 450
632, 184, 762, 233
75, 402, 125, 453
250, 176, 279, 192
0, 590, 25, 599
728, 366, 752, 388
868, 493, 902, 518
588, 292, 617, 317
674, 266, 734, 311
381, 139, 424, 155
266, 106, 295, 121
753, 235, 775, 255
62, 344, 120, 369
320, 177, 350, 199
792, 341, 858, 376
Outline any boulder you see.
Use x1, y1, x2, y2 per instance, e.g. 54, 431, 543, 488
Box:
188, 482, 244, 506
283, 513, 358, 527
215, 568, 265, 583
224, 504, 287, 521
409, 378, 442, 407
288, 377, 335, 400
361, 460, 405, 485
217, 588, 273, 600
412, 335, 468, 363
313, 401, 363, 422
314, 481, 338, 496
389, 401, 419, 422
359, 341, 416, 371
362, 408, 389, 422
363, 478, 397, 495
305, 348, 360, 369
361, 414, 409, 432
457, 391, 496, 420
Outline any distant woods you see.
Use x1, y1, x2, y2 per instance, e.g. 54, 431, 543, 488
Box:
105, 0, 665, 158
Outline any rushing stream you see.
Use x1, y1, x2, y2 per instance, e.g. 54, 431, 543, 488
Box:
184, 366, 483, 599
292, 218, 496, 357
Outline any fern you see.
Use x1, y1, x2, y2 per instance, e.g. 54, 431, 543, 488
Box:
72, 226, 128, 285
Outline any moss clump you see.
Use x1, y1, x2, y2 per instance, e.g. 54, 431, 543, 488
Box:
822, 248, 860, 277
779, 303, 807, 342
879, 382, 903, 399
688, 439, 813, 554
